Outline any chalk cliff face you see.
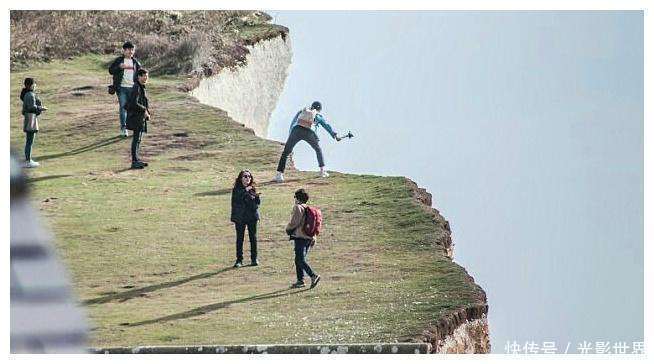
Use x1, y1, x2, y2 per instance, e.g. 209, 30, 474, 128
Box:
189, 35, 292, 137
438, 316, 490, 353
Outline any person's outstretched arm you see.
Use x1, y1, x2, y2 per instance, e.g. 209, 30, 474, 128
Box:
315, 114, 338, 140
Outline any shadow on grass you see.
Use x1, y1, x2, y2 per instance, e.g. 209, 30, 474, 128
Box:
37, 135, 124, 161
125, 287, 309, 327
26, 174, 73, 183
114, 166, 137, 173
83, 267, 233, 305
194, 178, 303, 197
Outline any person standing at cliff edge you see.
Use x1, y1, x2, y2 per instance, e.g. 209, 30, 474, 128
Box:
108, 41, 142, 138
274, 101, 341, 182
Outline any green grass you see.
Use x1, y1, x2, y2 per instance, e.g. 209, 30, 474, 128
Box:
10, 55, 485, 347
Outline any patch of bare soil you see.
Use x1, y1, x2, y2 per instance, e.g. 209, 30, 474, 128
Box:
139, 131, 208, 158
172, 151, 221, 161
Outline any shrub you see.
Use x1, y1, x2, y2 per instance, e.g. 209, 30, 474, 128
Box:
135, 33, 213, 75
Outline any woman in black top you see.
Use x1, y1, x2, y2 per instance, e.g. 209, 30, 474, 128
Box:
230, 170, 261, 267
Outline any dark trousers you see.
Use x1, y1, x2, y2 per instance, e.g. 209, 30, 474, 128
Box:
294, 239, 316, 282
24, 131, 36, 161
131, 127, 143, 163
235, 221, 258, 262
277, 126, 324, 173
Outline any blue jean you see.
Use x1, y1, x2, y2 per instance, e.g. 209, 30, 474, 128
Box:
294, 239, 316, 282
118, 86, 132, 129
25, 131, 36, 161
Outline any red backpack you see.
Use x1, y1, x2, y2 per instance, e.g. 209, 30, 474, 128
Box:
302, 205, 322, 237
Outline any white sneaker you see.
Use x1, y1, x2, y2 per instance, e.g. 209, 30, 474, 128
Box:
25, 160, 40, 168
121, 128, 129, 137
320, 170, 329, 178
274, 172, 284, 183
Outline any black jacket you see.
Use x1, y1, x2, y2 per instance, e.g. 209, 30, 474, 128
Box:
108, 56, 142, 92
230, 185, 261, 224
125, 82, 149, 131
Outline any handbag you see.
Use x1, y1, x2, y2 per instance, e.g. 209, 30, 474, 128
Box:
107, 84, 116, 95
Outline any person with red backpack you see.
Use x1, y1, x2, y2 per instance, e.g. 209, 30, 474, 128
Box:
285, 189, 321, 289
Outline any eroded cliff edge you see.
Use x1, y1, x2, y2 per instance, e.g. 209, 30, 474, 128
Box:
405, 179, 489, 353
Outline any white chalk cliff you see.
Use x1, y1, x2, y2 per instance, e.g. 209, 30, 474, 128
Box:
190, 35, 292, 137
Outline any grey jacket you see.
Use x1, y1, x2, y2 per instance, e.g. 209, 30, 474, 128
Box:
21, 91, 44, 132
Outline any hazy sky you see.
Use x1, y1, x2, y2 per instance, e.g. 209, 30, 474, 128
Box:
268, 11, 643, 353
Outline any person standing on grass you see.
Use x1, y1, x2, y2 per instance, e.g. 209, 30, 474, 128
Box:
109, 41, 142, 138
20, 77, 47, 168
125, 69, 150, 169
286, 189, 321, 289
274, 101, 341, 183
230, 170, 261, 268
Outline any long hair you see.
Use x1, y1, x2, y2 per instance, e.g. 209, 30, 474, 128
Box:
233, 170, 256, 192
20, 78, 35, 101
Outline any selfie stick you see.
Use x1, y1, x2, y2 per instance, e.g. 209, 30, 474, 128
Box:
337, 131, 354, 140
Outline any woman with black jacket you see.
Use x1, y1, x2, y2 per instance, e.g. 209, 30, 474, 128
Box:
230, 170, 261, 267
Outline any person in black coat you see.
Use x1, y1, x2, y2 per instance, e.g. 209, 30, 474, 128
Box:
108, 41, 142, 137
230, 170, 261, 267
125, 68, 150, 169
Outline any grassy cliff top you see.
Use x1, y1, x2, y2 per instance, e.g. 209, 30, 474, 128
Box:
10, 54, 485, 347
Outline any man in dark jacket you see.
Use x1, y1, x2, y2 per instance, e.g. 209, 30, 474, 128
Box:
125, 69, 150, 169
108, 41, 142, 137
